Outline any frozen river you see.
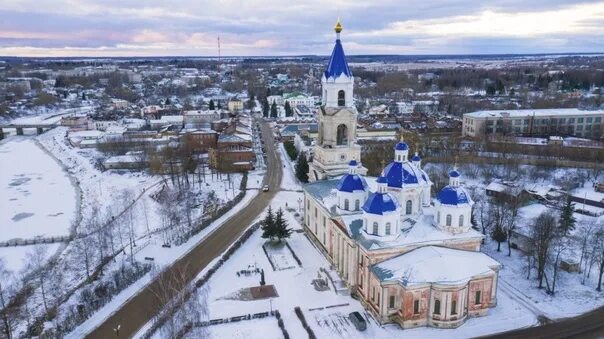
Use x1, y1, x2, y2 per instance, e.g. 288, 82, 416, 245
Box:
0, 137, 77, 242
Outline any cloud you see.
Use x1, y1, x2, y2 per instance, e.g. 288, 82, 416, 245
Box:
0, 0, 604, 56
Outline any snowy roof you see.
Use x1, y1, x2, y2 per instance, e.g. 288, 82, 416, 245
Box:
324, 39, 352, 79
437, 186, 471, 206
371, 246, 500, 286
362, 190, 399, 215
340, 210, 484, 252
464, 108, 604, 119
382, 161, 430, 188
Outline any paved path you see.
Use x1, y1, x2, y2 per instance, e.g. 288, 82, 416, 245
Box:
86, 119, 282, 339
481, 305, 604, 339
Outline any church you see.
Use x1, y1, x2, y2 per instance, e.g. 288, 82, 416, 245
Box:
303, 21, 501, 329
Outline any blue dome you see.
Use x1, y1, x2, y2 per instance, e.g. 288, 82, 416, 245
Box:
324, 39, 352, 79
337, 174, 367, 193
349, 159, 358, 166
377, 176, 388, 184
362, 192, 399, 215
395, 142, 409, 151
383, 161, 429, 188
437, 186, 470, 205
411, 154, 421, 162
449, 170, 460, 178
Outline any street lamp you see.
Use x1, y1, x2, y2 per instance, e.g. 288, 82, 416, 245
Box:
113, 324, 121, 338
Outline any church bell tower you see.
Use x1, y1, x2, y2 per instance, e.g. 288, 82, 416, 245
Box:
309, 20, 366, 181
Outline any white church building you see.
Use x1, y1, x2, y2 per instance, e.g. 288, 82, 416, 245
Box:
303, 21, 501, 329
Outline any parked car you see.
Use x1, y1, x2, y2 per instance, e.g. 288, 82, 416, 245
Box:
349, 311, 367, 331
262, 185, 270, 192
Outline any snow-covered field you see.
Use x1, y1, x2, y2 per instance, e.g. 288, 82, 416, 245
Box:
0, 243, 60, 273
0, 138, 77, 242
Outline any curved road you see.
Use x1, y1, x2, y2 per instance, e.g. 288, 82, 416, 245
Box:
481, 305, 604, 339
86, 119, 282, 339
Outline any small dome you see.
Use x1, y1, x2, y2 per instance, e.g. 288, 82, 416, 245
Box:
395, 141, 409, 151
411, 154, 421, 162
349, 159, 358, 166
449, 169, 460, 178
363, 191, 399, 215
437, 186, 470, 205
337, 173, 367, 193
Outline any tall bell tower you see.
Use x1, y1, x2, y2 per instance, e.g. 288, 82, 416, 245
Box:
309, 19, 366, 182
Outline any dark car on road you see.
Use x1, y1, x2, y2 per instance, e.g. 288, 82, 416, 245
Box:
349, 311, 367, 331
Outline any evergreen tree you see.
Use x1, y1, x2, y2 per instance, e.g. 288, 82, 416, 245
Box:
209, 99, 215, 110
165, 97, 171, 105
270, 101, 278, 118
559, 196, 576, 236
81, 92, 86, 100
247, 94, 256, 109
274, 208, 292, 242
284, 101, 292, 117
261, 206, 276, 240
295, 152, 309, 183
262, 99, 269, 118
492, 224, 507, 252
217, 101, 222, 109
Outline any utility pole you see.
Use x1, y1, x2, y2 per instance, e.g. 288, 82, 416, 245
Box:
217, 36, 221, 65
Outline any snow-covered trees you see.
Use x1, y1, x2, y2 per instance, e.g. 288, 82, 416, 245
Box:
530, 212, 558, 290
558, 196, 577, 236
295, 152, 309, 183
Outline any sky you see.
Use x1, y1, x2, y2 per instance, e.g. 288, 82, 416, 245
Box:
1, 0, 604, 57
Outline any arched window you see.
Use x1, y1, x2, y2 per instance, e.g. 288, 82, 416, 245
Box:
437, 211, 441, 223
355, 199, 360, 211
372, 222, 379, 235
336, 124, 348, 145
406, 200, 412, 215
385, 222, 391, 235
344, 199, 349, 210
459, 214, 464, 227
434, 299, 441, 315
446, 214, 452, 226
338, 90, 345, 106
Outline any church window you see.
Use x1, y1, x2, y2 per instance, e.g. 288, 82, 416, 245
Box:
389, 295, 395, 309
344, 199, 349, 210
355, 199, 360, 211
459, 214, 464, 227
385, 223, 391, 235
372, 222, 379, 235
475, 291, 481, 305
338, 90, 345, 106
336, 124, 348, 145
437, 211, 441, 223
446, 214, 452, 226
434, 299, 441, 315
406, 200, 412, 215
451, 300, 457, 315
413, 300, 420, 314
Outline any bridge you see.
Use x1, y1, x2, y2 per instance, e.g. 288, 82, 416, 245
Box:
0, 122, 60, 139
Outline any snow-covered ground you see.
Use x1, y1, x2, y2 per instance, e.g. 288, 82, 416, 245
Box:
154, 190, 537, 338
0, 243, 60, 273
0, 138, 77, 242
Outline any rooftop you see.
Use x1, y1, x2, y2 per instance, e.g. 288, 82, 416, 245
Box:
464, 108, 604, 119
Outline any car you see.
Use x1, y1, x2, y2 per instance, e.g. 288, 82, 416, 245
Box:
262, 185, 269, 192
348, 311, 367, 331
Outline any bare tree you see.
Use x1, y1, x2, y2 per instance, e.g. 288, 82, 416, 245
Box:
594, 228, 604, 291
25, 245, 50, 314
549, 235, 569, 295
530, 212, 558, 289
503, 192, 523, 256
0, 259, 16, 339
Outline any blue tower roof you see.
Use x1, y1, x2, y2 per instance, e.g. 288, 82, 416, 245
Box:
449, 170, 460, 178
395, 141, 409, 151
383, 161, 429, 188
437, 186, 470, 205
362, 191, 399, 215
324, 39, 352, 79
349, 159, 358, 166
337, 173, 367, 193
411, 154, 421, 162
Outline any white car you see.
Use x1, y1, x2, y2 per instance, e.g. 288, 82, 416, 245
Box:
262, 185, 270, 192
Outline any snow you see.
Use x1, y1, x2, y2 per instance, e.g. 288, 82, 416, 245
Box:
372, 246, 500, 285
0, 137, 77, 242
205, 317, 283, 339
0, 243, 60, 273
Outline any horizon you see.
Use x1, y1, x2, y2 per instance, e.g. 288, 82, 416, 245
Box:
2, 1, 604, 57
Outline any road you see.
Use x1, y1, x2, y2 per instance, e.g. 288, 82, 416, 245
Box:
480, 305, 604, 339
86, 119, 282, 339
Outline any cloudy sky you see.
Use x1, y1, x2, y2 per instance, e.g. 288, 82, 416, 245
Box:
1, 0, 604, 57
